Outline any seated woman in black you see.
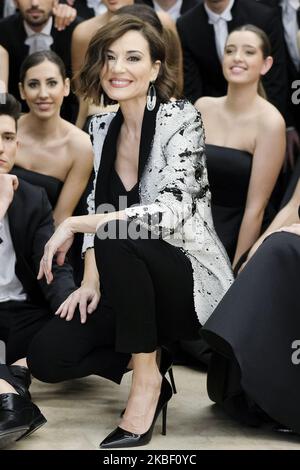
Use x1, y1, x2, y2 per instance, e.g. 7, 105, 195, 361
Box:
195, 25, 285, 269
14, 50, 93, 225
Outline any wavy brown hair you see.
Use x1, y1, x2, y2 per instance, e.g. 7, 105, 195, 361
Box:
75, 15, 177, 105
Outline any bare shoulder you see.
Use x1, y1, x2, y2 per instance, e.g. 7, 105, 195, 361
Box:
65, 122, 93, 158
194, 96, 223, 113
73, 15, 104, 43
257, 97, 285, 134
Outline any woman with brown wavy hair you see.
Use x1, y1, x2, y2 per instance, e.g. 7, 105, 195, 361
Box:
71, 1, 183, 130
28, 15, 232, 449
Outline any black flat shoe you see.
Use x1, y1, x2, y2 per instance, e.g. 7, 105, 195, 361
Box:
100, 377, 173, 449
0, 393, 47, 449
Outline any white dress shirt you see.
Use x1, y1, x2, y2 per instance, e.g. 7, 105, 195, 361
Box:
0, 216, 27, 303
24, 17, 54, 55
3, 0, 16, 17
204, 0, 235, 62
281, 0, 300, 70
153, 0, 183, 22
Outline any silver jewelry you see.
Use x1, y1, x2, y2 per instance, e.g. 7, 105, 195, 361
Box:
146, 82, 156, 111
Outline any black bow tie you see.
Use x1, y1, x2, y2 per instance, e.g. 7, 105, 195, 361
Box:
0, 237, 3, 245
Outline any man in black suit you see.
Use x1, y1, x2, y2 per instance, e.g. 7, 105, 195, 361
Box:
256, 0, 300, 168
0, 93, 77, 446
0, 0, 81, 122
140, 0, 200, 20
177, 0, 288, 118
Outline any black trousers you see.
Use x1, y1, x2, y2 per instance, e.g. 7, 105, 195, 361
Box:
0, 300, 51, 365
28, 221, 199, 384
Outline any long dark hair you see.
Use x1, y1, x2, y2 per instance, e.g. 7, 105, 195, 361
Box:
20, 50, 67, 84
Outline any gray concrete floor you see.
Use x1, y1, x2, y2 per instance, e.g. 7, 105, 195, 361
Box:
5, 365, 300, 450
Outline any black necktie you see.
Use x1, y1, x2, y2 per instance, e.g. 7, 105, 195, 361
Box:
297, 4, 300, 28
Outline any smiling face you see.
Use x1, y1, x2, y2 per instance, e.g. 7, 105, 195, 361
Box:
100, 30, 160, 106
222, 30, 273, 85
19, 59, 70, 120
103, 0, 133, 13
0, 115, 17, 174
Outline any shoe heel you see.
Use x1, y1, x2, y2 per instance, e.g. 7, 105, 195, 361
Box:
168, 368, 177, 394
161, 403, 168, 436
18, 413, 47, 440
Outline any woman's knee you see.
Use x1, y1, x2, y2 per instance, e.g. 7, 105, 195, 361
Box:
262, 231, 300, 258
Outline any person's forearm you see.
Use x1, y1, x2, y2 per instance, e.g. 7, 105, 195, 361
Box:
69, 211, 127, 234
0, 199, 11, 220
232, 210, 264, 268
82, 248, 99, 288
248, 202, 300, 258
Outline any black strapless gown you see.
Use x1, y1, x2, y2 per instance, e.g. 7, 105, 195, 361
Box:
202, 231, 300, 432
12, 166, 63, 208
206, 144, 275, 262
11, 165, 89, 286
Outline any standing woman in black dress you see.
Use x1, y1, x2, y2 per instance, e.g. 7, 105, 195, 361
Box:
35, 15, 233, 448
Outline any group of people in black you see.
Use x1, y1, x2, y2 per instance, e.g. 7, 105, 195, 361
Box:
0, 0, 300, 450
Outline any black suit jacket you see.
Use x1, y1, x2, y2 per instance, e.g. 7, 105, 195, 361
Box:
0, 13, 81, 122
257, 0, 300, 129
61, 0, 94, 19
140, 0, 200, 15
7, 179, 75, 313
177, 0, 288, 118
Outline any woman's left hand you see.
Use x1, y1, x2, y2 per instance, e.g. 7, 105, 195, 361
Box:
38, 218, 75, 284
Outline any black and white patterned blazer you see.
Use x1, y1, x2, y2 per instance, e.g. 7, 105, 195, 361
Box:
83, 100, 233, 325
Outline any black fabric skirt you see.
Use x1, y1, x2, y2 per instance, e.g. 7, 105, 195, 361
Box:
202, 231, 300, 432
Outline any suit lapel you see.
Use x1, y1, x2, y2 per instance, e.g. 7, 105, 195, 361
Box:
7, 187, 27, 266
94, 101, 160, 210
15, 15, 29, 57
138, 99, 160, 180
95, 109, 123, 209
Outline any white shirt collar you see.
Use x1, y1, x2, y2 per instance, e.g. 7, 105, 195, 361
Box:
24, 16, 53, 38
153, 0, 183, 22
204, 0, 235, 23
280, 0, 300, 12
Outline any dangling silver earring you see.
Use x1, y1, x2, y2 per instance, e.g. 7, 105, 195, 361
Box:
147, 82, 156, 111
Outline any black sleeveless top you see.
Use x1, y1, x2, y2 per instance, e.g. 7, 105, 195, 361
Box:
12, 166, 63, 208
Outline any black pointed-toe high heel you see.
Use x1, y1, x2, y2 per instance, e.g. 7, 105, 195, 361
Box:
159, 347, 177, 394
100, 377, 173, 449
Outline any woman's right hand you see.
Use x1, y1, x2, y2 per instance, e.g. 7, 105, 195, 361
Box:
55, 282, 101, 324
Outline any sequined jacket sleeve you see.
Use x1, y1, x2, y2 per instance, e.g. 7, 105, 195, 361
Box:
125, 102, 208, 238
